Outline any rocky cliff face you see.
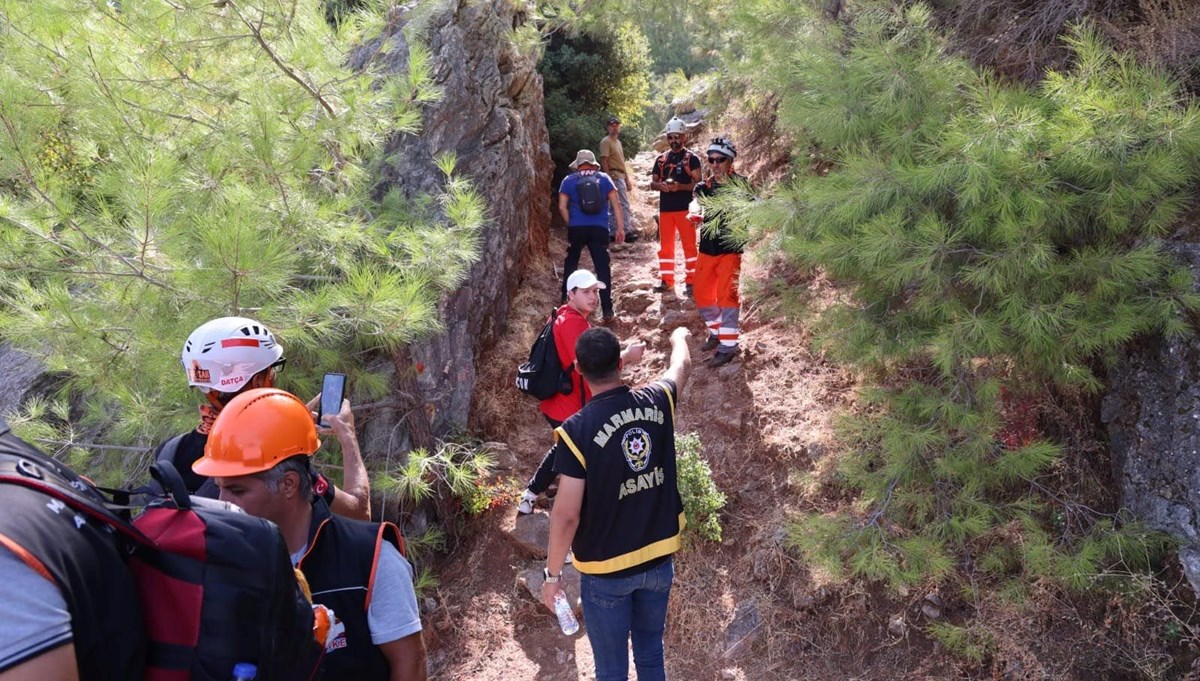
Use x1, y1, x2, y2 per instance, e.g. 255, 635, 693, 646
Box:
350, 0, 552, 452
1103, 243, 1200, 593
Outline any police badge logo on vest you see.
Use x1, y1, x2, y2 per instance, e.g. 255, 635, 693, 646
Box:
621, 428, 652, 472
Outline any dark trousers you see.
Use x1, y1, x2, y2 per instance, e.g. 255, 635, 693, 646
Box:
527, 415, 562, 495
562, 226, 613, 316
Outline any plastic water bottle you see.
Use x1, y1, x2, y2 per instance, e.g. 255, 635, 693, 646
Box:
231, 662, 257, 681
554, 591, 580, 635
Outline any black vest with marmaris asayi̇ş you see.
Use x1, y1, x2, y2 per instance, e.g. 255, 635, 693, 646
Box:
297, 498, 405, 681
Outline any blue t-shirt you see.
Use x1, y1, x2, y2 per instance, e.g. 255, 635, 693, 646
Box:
559, 170, 616, 228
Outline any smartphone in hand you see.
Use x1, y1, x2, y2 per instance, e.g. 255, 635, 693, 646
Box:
317, 373, 346, 427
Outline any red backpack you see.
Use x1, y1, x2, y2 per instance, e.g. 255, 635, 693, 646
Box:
0, 425, 323, 681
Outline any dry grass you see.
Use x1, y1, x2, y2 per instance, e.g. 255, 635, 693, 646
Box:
934, 0, 1200, 90
469, 248, 560, 438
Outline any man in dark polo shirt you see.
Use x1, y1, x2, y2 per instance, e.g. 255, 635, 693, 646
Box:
541, 326, 692, 681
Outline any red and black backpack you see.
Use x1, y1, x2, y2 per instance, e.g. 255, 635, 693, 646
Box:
0, 420, 323, 681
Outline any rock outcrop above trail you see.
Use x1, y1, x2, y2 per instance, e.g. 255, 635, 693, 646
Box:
1103, 243, 1200, 593
350, 0, 552, 450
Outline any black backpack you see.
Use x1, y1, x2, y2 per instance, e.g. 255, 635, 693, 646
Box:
515, 308, 574, 400
0, 421, 324, 681
576, 172, 604, 215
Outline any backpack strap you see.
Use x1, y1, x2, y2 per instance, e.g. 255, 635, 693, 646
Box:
0, 451, 149, 546
149, 460, 193, 510
155, 433, 186, 467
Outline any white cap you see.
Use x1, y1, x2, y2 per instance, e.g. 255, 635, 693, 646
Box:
566, 270, 606, 291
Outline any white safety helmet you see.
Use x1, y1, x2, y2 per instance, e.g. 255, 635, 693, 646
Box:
665, 117, 687, 135
181, 317, 284, 393
707, 136, 737, 160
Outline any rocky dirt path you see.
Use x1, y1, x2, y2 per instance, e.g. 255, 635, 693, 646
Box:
423, 152, 875, 680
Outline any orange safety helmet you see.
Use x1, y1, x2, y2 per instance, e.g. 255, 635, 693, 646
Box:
193, 388, 319, 478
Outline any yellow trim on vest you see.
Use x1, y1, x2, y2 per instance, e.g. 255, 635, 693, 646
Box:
658, 380, 675, 420
557, 427, 586, 470
573, 513, 687, 574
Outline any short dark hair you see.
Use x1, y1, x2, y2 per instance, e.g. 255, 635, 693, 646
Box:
575, 328, 621, 383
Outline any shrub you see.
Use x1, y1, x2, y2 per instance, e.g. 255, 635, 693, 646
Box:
675, 432, 727, 543
539, 21, 651, 179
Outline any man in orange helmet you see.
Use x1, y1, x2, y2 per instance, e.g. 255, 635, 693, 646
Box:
194, 388, 425, 681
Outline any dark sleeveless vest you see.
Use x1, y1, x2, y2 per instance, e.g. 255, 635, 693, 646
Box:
297, 498, 404, 681
0, 427, 145, 680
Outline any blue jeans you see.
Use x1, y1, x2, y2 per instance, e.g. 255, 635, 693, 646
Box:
580, 558, 674, 681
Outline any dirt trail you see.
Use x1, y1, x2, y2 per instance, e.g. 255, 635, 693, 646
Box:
424, 152, 880, 680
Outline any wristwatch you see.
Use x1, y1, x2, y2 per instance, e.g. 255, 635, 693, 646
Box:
543, 567, 561, 583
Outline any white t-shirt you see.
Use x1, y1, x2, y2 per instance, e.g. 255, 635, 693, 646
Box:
292, 540, 422, 645
0, 545, 73, 672
366, 542, 423, 644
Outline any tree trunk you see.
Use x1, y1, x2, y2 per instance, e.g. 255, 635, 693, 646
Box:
392, 345, 435, 452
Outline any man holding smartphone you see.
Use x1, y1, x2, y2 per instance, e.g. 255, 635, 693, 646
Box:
152, 316, 371, 520
194, 389, 425, 681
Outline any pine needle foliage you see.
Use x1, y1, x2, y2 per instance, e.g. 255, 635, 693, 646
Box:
372, 440, 495, 518
0, 0, 484, 472
926, 621, 994, 665
726, 1, 1194, 591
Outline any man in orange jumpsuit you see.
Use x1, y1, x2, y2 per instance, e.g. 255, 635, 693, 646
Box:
650, 117, 702, 296
692, 137, 746, 368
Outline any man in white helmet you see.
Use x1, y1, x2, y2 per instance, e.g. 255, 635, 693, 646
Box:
650, 117, 702, 296
153, 317, 371, 519
692, 137, 749, 368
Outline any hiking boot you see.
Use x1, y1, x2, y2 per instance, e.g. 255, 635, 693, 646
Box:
517, 490, 538, 515
707, 349, 737, 368
684, 284, 694, 297
701, 333, 719, 352
654, 281, 670, 293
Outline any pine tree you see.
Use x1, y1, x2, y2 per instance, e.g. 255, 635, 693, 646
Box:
725, 1, 1199, 590
0, 0, 483, 479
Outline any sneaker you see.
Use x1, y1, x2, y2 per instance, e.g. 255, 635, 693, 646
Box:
701, 334, 719, 352
601, 313, 616, 325
684, 284, 694, 297
654, 281, 670, 293
707, 349, 737, 368
517, 490, 537, 515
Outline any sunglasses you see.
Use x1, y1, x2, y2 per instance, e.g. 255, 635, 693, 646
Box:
270, 358, 287, 373
707, 156, 730, 164
666, 134, 683, 141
